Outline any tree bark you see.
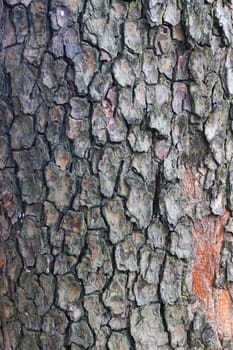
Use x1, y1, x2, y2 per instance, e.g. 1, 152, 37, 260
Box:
1, 0, 233, 349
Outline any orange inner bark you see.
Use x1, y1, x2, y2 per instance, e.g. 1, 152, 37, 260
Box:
192, 213, 233, 339
183, 168, 233, 340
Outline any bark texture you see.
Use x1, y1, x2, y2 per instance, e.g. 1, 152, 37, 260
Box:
1, 0, 233, 349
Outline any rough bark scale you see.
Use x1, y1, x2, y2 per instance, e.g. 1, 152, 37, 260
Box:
0, 0, 233, 349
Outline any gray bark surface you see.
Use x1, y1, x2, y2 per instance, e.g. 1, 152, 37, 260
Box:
1, 0, 233, 349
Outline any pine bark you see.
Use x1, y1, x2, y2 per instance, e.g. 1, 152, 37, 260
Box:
1, 0, 233, 349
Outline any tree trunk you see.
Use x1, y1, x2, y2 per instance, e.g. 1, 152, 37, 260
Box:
1, 0, 233, 349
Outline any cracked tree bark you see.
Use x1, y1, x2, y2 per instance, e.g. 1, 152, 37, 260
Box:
1, 0, 233, 349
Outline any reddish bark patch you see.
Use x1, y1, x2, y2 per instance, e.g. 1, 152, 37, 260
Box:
215, 289, 233, 337
192, 212, 233, 339
56, 154, 70, 170
0, 259, 5, 271
183, 167, 205, 200
183, 168, 233, 339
